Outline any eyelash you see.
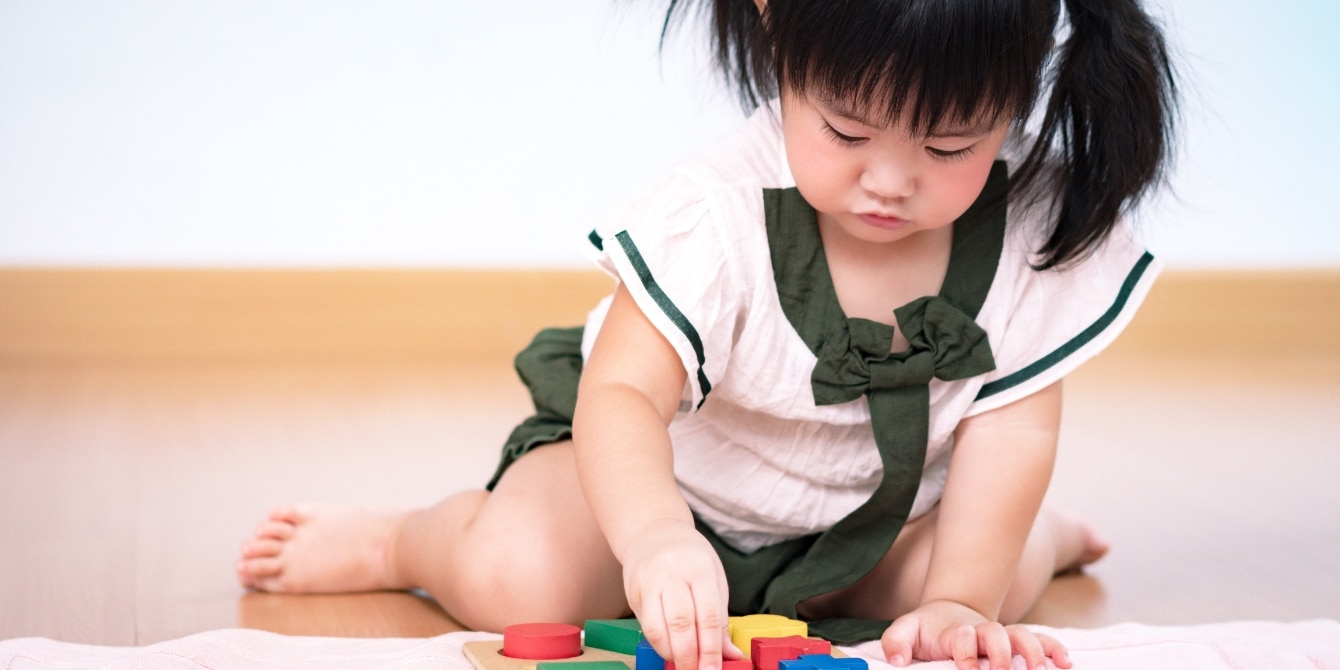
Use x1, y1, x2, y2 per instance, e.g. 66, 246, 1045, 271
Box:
822, 122, 977, 161
927, 145, 977, 162
822, 123, 865, 146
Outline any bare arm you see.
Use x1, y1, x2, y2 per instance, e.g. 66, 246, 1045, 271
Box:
925, 380, 1062, 617
883, 381, 1071, 670
572, 285, 734, 670
574, 284, 688, 549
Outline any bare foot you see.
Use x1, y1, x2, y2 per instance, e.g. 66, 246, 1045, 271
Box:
1047, 506, 1111, 575
236, 504, 414, 593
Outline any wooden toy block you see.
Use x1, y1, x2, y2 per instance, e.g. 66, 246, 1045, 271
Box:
504, 623, 583, 660
635, 638, 664, 670
666, 660, 752, 670
585, 619, 644, 655
537, 663, 632, 670
464, 640, 635, 670
638, 637, 753, 670
778, 654, 867, 670
751, 636, 833, 670
728, 615, 808, 659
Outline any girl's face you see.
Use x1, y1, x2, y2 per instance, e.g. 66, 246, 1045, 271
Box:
780, 86, 1011, 247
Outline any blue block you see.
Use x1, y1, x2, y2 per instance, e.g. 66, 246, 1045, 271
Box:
636, 638, 666, 670
779, 655, 867, 670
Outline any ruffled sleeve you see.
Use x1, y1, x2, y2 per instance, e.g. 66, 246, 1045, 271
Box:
965, 219, 1161, 416
585, 172, 749, 412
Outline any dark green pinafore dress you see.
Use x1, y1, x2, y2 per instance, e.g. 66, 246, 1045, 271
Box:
486, 162, 1009, 645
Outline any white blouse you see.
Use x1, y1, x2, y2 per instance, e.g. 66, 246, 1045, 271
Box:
582, 103, 1159, 552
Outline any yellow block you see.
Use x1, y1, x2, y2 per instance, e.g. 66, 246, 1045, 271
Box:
728, 615, 808, 658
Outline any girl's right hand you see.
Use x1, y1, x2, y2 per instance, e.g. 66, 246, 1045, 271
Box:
619, 518, 741, 670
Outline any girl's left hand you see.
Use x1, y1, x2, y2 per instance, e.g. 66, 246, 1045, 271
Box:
880, 600, 1072, 670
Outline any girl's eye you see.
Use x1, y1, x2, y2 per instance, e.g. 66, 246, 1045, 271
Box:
822, 123, 866, 146
927, 145, 976, 161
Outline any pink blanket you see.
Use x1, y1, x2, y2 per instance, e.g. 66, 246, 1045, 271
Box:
3, 621, 1338, 669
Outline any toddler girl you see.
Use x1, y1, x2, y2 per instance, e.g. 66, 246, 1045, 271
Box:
238, 1, 1177, 669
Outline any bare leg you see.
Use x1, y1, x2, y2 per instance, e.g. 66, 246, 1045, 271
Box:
797, 504, 1108, 623
998, 506, 1109, 622
237, 442, 630, 631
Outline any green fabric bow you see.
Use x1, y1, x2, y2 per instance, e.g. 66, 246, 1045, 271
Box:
762, 295, 996, 643
811, 296, 996, 405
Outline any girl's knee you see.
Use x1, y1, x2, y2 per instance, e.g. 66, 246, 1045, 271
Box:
447, 443, 624, 627
449, 537, 622, 629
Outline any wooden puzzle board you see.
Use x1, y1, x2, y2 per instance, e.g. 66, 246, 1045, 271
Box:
463, 640, 636, 670
462, 639, 847, 670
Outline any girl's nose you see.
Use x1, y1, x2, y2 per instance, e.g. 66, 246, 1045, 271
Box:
860, 159, 915, 199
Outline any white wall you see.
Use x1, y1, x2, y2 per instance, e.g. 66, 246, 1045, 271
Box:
1, 0, 1337, 269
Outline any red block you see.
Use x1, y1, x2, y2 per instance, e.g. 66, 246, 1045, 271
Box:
752, 636, 833, 670
502, 623, 583, 660
667, 659, 753, 670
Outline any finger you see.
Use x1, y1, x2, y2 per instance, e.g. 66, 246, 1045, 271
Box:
880, 614, 920, 666
947, 625, 978, 670
637, 591, 672, 662
722, 627, 744, 661
1005, 625, 1046, 670
1037, 632, 1072, 669
660, 589, 701, 670
691, 579, 725, 670
975, 622, 1010, 670
715, 570, 743, 661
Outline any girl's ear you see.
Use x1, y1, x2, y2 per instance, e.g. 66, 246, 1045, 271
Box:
753, 0, 766, 14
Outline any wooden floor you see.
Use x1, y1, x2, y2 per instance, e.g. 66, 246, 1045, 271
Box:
1, 350, 1337, 646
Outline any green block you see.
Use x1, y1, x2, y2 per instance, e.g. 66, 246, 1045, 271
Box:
537, 663, 630, 670
583, 618, 644, 655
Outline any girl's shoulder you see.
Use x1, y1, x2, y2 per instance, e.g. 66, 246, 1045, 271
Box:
967, 185, 1158, 416
591, 103, 792, 248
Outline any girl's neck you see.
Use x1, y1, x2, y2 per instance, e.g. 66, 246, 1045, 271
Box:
818, 214, 953, 349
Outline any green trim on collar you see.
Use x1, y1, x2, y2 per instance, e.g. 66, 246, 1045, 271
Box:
975, 250, 1156, 401
940, 161, 1011, 320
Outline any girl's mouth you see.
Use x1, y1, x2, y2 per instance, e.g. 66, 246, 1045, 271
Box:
857, 213, 910, 230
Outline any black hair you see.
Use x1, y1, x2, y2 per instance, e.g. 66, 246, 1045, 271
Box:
662, 0, 1178, 270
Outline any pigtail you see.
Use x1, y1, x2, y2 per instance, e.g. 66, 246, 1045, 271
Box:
1019, 0, 1179, 270
662, 0, 772, 110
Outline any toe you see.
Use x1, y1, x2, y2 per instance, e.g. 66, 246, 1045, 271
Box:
240, 556, 282, 579
241, 538, 285, 559
254, 520, 294, 541
254, 575, 289, 593
238, 554, 280, 592
268, 505, 302, 523
1085, 529, 1112, 563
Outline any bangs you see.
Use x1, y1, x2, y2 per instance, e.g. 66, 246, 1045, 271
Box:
769, 0, 1059, 135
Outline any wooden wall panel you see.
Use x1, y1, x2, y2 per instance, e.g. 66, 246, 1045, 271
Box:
1, 268, 1336, 361
0, 269, 613, 362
